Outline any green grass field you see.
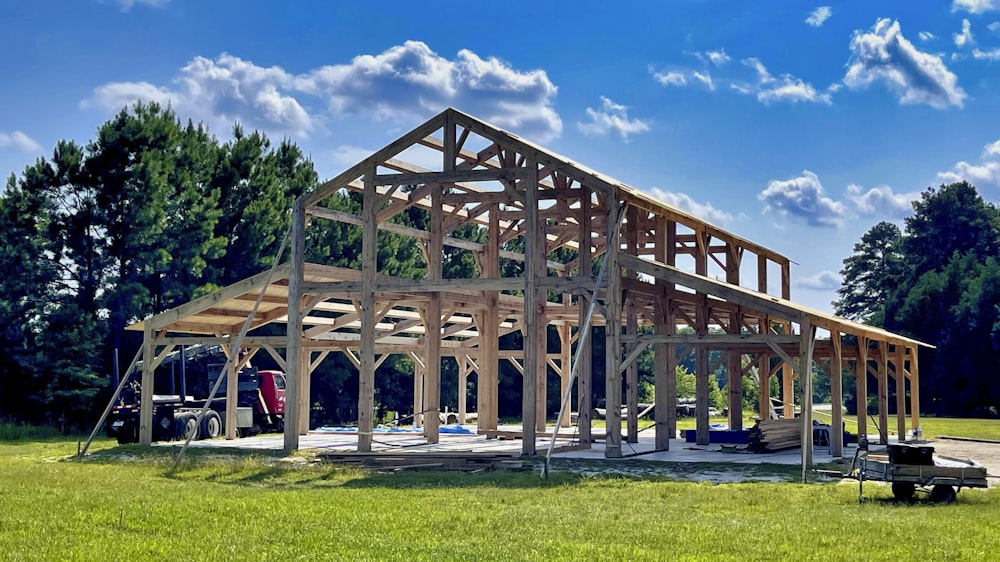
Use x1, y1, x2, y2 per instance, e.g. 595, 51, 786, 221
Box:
1, 426, 999, 561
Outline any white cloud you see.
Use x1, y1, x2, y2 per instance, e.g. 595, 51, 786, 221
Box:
577, 97, 650, 141
738, 58, 832, 105
919, 31, 936, 41
692, 70, 715, 90
952, 0, 1000, 14
938, 139, 1000, 188
106, 0, 168, 12
844, 19, 966, 109
759, 170, 847, 228
704, 49, 731, 66
83, 42, 563, 142
651, 69, 687, 86
972, 47, 1000, 59
0, 131, 42, 153
329, 145, 374, 168
648, 188, 735, 225
989, 21, 1000, 32
954, 19, 975, 47
846, 184, 916, 218
795, 270, 842, 291
806, 7, 832, 27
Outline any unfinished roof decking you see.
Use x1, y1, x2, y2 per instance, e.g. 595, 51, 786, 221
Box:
129, 107, 930, 464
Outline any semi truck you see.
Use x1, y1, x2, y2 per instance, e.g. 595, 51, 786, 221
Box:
106, 345, 286, 444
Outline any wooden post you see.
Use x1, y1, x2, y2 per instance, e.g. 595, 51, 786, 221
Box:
358, 165, 377, 452
139, 327, 155, 445
625, 207, 639, 443
665, 219, 678, 439
283, 198, 305, 453
757, 353, 771, 420
577, 190, 593, 444
877, 340, 889, 445
226, 351, 238, 439
478, 204, 500, 433
298, 348, 310, 435
799, 318, 815, 476
830, 332, 843, 457
782, 362, 795, 420
895, 344, 907, 440
856, 337, 868, 443
522, 158, 540, 455
558, 318, 571, 429
653, 215, 673, 451
726, 243, 742, 429
694, 229, 710, 446
458, 356, 468, 425
535, 223, 548, 434
909, 347, 921, 437
605, 194, 622, 458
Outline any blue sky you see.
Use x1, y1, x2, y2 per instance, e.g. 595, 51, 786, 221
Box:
2, 0, 1000, 313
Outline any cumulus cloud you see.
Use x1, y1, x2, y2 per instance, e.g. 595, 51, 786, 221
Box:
938, 139, 1000, 188
806, 7, 832, 27
737, 58, 832, 105
0, 131, 42, 153
795, 270, 842, 291
844, 19, 966, 109
82, 42, 563, 142
972, 47, 1000, 59
652, 70, 687, 86
952, 0, 1000, 14
648, 188, 735, 225
577, 97, 650, 141
955, 19, 975, 47
106, 0, 168, 12
989, 21, 1000, 32
918, 31, 936, 41
759, 170, 847, 227
700, 49, 731, 66
847, 184, 916, 218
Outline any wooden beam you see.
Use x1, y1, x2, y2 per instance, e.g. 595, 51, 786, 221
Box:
283, 199, 305, 453
830, 332, 844, 457
522, 158, 541, 454
856, 337, 869, 443
577, 190, 593, 444
605, 197, 623, 458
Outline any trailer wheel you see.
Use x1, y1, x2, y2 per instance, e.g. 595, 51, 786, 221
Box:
929, 485, 956, 504
174, 414, 199, 440
116, 421, 138, 445
200, 411, 222, 439
891, 482, 915, 501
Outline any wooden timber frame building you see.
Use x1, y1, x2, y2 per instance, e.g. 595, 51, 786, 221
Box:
128, 108, 930, 463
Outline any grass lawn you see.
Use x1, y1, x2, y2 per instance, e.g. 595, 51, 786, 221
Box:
1, 435, 999, 561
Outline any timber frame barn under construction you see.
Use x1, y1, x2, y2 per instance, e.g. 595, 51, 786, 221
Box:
126, 108, 931, 463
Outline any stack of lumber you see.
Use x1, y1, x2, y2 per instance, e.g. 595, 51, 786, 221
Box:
747, 418, 802, 453
317, 451, 524, 472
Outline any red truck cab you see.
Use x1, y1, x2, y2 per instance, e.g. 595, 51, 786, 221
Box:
257, 370, 286, 415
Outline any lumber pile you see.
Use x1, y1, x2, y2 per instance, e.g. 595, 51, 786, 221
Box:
317, 451, 524, 472
748, 418, 802, 453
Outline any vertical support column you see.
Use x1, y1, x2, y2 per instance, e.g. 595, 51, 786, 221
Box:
894, 344, 907, 440
522, 157, 540, 455
909, 347, 920, 437
358, 166, 378, 452
779, 258, 794, 422
424, 297, 442, 443
726, 244, 742, 429
139, 327, 155, 445
284, 198, 306, 454
653, 215, 673, 451
558, 319, 571, 429
799, 318, 815, 476
577, 190, 593, 444
665, 219, 678, 439
694, 228, 710, 446
877, 340, 889, 445
458, 356, 468, 425
856, 337, 868, 444
478, 204, 500, 433
830, 332, 844, 457
226, 350, 238, 439
624, 207, 639, 443
410, 352, 424, 429
757, 255, 771, 421
298, 348, 310, 435
757, 353, 771, 420
604, 194, 623, 458
534, 220, 548, 434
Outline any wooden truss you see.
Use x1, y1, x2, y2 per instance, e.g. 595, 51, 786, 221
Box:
128, 108, 931, 464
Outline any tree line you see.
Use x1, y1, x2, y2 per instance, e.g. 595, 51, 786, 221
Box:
834, 181, 1000, 417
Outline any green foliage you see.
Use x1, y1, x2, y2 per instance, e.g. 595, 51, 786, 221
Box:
834, 221, 903, 324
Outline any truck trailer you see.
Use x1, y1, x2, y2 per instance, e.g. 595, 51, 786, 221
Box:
107, 345, 285, 444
